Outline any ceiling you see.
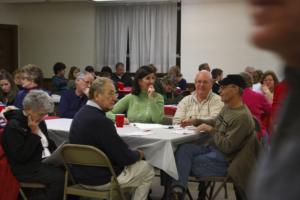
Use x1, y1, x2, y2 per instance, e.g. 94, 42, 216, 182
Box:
0, 0, 178, 3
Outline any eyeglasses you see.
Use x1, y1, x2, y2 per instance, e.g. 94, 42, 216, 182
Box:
106, 91, 118, 97
80, 79, 92, 85
195, 80, 210, 85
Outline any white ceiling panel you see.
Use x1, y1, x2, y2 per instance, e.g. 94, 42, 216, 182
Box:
0, 0, 176, 2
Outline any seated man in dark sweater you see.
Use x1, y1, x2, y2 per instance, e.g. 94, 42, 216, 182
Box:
59, 71, 94, 118
69, 77, 154, 200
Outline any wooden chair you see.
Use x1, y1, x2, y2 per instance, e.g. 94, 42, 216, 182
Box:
60, 144, 126, 200
19, 182, 46, 200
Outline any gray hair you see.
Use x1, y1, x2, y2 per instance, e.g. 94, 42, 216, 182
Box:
194, 70, 213, 82
240, 72, 253, 87
23, 90, 54, 113
89, 77, 113, 99
76, 71, 93, 81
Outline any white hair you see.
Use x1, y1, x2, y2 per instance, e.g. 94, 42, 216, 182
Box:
23, 90, 54, 113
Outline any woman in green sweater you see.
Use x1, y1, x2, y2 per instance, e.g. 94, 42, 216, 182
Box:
107, 66, 164, 123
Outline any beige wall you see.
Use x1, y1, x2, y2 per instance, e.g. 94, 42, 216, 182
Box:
181, 1, 283, 81
13, 2, 95, 78
0, 4, 19, 24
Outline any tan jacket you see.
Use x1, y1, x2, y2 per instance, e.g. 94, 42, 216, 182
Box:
228, 133, 261, 194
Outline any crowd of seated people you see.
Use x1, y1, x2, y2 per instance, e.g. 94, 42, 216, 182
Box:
0, 59, 286, 200
1, 1, 297, 199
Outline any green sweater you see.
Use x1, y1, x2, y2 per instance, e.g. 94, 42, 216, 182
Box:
107, 91, 164, 123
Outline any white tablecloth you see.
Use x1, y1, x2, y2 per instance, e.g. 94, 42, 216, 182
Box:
46, 119, 209, 179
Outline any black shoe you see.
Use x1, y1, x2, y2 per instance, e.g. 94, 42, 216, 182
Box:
168, 191, 184, 200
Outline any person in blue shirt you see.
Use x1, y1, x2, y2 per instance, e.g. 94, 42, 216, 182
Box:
51, 62, 68, 95
59, 71, 94, 118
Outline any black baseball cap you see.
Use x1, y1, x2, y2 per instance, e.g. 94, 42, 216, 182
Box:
219, 74, 246, 89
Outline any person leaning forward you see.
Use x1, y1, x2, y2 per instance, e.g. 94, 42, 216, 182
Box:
69, 77, 154, 200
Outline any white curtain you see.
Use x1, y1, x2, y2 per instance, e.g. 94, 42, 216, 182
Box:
95, 6, 129, 70
128, 3, 177, 72
95, 3, 177, 73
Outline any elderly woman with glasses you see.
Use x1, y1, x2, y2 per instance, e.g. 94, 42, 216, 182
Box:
59, 71, 94, 118
107, 65, 164, 124
13, 64, 45, 109
2, 90, 64, 200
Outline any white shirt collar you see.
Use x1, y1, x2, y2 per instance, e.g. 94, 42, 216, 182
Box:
86, 100, 103, 111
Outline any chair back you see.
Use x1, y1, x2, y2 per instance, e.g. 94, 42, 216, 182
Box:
60, 144, 125, 200
61, 144, 118, 178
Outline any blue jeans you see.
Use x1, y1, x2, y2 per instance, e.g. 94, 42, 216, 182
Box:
172, 144, 229, 190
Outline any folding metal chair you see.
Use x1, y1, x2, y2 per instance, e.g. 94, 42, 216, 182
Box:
60, 144, 126, 200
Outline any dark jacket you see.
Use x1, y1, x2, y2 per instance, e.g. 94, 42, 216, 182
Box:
1, 110, 56, 176
111, 73, 133, 87
59, 90, 88, 118
69, 105, 140, 185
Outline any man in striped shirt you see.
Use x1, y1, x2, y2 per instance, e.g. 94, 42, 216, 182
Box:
173, 70, 224, 126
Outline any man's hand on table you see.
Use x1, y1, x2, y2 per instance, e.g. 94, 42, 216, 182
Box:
195, 123, 212, 134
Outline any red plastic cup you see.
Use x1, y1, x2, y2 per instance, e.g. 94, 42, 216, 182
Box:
115, 114, 125, 128
0, 105, 5, 112
117, 82, 124, 90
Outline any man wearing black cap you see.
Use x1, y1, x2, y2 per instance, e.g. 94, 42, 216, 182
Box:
168, 74, 257, 200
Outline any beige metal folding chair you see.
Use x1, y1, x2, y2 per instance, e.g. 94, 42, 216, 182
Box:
60, 144, 126, 200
